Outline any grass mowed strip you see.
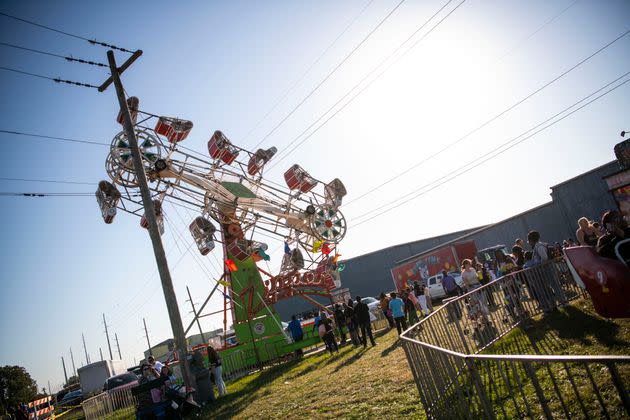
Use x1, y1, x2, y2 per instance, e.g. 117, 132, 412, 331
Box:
206, 328, 424, 419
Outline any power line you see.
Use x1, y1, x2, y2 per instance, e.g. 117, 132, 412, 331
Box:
0, 66, 99, 88
0, 177, 96, 185
0, 11, 134, 53
351, 71, 630, 227
0, 129, 109, 146
241, 0, 376, 146
267, 0, 464, 171
0, 192, 95, 197
251, 0, 410, 149
343, 27, 630, 206
0, 42, 108, 67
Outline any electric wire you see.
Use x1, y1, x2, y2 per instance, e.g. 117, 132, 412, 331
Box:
0, 129, 109, 146
251, 0, 410, 150
343, 27, 630, 206
350, 71, 630, 227
0, 177, 96, 185
0, 11, 135, 53
241, 0, 376, 146
266, 0, 464, 170
0, 42, 108, 67
498, 0, 580, 62
0, 66, 99, 88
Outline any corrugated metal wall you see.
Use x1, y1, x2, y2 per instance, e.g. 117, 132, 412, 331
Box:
274, 161, 620, 320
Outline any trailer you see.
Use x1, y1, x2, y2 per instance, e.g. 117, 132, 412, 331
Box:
390, 241, 477, 292
78, 360, 127, 396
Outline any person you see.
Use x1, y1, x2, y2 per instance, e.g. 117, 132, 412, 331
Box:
511, 245, 525, 269
318, 314, 338, 355
495, 249, 518, 276
355, 296, 376, 347
206, 345, 226, 397
413, 280, 423, 298
597, 209, 630, 260
414, 284, 429, 316
405, 288, 420, 324
576, 217, 600, 246
148, 355, 164, 375
344, 299, 361, 347
441, 270, 460, 297
523, 251, 536, 269
136, 363, 159, 414
287, 315, 304, 356
460, 259, 481, 292
332, 304, 347, 344
423, 282, 433, 312
379, 292, 395, 329
388, 292, 407, 335
528, 231, 549, 266
515, 238, 526, 251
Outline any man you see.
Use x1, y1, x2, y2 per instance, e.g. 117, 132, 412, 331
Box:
147, 355, 164, 374
287, 315, 304, 356
441, 270, 459, 297
379, 292, 394, 329
354, 296, 376, 347
597, 209, 630, 260
527, 230, 549, 266
332, 304, 347, 344
388, 292, 407, 335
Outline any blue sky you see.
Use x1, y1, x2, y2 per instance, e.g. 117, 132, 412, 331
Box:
0, 0, 628, 393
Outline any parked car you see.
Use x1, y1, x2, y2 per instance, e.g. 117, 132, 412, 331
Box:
361, 296, 381, 313
58, 390, 83, 407
104, 372, 139, 394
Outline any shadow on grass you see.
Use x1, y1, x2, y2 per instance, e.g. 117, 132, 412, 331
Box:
380, 339, 401, 358
332, 347, 368, 373
528, 305, 624, 348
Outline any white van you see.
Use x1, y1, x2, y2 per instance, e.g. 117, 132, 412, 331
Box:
425, 272, 463, 301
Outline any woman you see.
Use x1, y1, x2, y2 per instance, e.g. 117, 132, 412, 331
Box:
461, 259, 481, 292
511, 246, 525, 269
413, 285, 429, 316
379, 292, 395, 329
576, 217, 600, 246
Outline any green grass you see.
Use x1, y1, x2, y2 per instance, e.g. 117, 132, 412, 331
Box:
203, 299, 630, 419
204, 328, 424, 419
473, 299, 630, 419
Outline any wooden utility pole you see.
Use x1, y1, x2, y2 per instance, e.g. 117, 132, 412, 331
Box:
61, 356, 68, 384
69, 348, 76, 377
103, 313, 113, 360
143, 318, 152, 356
115, 333, 122, 359
82, 333, 90, 365
104, 49, 194, 389
186, 286, 206, 343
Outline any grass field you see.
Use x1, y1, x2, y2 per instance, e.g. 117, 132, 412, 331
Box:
205, 327, 424, 419
203, 299, 630, 419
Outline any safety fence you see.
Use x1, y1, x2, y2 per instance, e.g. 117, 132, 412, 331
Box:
81, 387, 137, 420
400, 259, 630, 419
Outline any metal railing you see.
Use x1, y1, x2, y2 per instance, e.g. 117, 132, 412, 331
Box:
400, 259, 630, 419
81, 387, 137, 420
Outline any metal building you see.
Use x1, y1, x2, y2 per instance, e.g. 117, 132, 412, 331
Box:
274, 160, 620, 320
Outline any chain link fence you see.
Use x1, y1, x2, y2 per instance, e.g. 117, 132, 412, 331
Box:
400, 259, 630, 419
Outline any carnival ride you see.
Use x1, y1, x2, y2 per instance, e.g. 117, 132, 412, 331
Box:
96, 97, 348, 364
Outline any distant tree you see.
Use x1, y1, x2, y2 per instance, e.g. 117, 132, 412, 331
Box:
64, 376, 79, 388
0, 365, 38, 415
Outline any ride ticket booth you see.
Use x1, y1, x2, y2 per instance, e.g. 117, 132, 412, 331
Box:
604, 137, 630, 222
